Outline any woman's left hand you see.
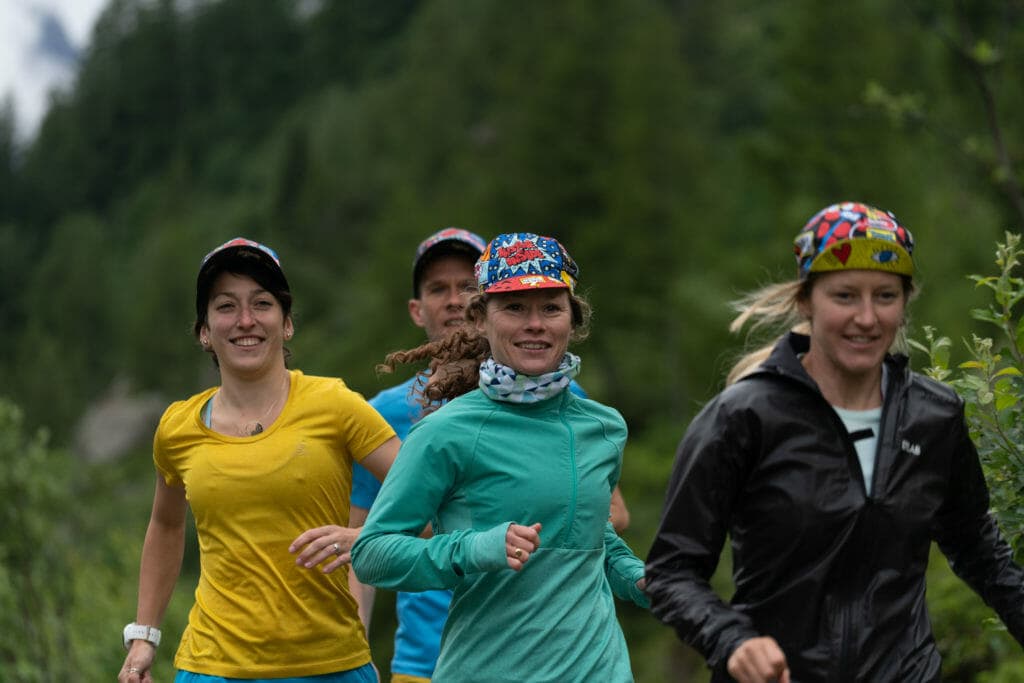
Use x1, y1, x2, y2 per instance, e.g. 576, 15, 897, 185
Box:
290, 525, 361, 573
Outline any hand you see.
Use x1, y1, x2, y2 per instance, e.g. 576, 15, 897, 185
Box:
290, 525, 361, 573
505, 522, 542, 571
118, 641, 156, 683
727, 636, 790, 683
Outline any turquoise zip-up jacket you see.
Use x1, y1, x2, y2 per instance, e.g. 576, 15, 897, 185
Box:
351, 387, 647, 683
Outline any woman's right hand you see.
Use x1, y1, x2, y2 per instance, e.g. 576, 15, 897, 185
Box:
726, 636, 790, 683
118, 641, 156, 682
290, 524, 361, 572
505, 522, 542, 571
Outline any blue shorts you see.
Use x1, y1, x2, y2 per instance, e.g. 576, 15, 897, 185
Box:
175, 662, 376, 683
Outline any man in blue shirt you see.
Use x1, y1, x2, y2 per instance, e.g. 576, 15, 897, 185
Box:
349, 228, 630, 682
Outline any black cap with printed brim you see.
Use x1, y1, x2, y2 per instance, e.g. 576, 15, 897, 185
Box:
195, 237, 290, 319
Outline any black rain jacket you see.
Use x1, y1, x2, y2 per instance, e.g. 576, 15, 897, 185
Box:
646, 332, 1024, 682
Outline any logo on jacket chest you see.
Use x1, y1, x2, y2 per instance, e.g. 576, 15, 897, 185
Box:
901, 439, 921, 456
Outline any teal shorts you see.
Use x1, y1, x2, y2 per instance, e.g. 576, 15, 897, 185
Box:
175, 663, 376, 683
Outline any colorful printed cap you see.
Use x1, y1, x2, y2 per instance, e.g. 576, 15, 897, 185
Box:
196, 237, 289, 317
794, 201, 915, 279
475, 233, 579, 294
412, 228, 487, 296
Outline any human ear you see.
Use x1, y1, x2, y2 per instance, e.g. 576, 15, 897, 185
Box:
408, 298, 426, 329
796, 294, 812, 321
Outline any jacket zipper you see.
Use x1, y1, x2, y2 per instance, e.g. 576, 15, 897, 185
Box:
835, 371, 906, 680
839, 599, 854, 683
766, 345, 914, 681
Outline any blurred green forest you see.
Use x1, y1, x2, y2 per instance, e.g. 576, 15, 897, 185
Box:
3, 0, 1024, 681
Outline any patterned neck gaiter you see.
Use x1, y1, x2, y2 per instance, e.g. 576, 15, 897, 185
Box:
478, 353, 581, 403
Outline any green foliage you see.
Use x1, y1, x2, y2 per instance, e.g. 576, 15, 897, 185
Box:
2, 1, 1024, 679
910, 232, 1024, 553
0, 396, 198, 681
927, 545, 1022, 681
909, 233, 1024, 677
9, 213, 123, 442
5, 0, 1019, 436
0, 398, 76, 681
978, 659, 1024, 683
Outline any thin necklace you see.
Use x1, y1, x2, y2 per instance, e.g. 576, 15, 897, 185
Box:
245, 373, 289, 436
218, 373, 290, 437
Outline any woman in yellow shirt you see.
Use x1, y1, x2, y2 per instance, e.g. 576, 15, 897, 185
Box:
118, 238, 399, 683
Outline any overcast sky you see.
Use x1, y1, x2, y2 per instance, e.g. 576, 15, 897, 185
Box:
1, 0, 107, 141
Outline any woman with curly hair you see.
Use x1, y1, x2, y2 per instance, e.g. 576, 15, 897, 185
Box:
352, 233, 648, 683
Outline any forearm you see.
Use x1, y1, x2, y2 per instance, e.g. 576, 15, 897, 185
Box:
348, 567, 376, 631
603, 523, 647, 606
649, 571, 758, 665
646, 403, 761, 665
609, 485, 630, 532
646, 484, 755, 665
135, 514, 186, 625
346, 505, 375, 629
352, 524, 508, 591
646, 546, 759, 668
941, 512, 1024, 641
937, 428, 1024, 642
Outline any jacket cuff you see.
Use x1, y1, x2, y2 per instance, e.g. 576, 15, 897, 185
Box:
468, 522, 513, 573
709, 628, 760, 672
627, 567, 650, 608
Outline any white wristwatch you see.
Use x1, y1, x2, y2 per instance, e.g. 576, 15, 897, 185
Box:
123, 622, 161, 650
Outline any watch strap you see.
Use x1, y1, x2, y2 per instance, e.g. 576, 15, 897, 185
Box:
123, 622, 161, 650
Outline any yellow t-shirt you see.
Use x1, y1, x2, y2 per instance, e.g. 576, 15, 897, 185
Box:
154, 370, 395, 678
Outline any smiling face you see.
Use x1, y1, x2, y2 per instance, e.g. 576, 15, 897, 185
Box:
409, 253, 479, 342
800, 269, 906, 386
476, 289, 573, 375
201, 272, 293, 378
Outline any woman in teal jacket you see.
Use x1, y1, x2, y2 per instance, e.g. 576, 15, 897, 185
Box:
351, 233, 647, 683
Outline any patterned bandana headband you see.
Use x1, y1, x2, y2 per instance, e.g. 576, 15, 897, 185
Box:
475, 232, 579, 294
793, 201, 915, 280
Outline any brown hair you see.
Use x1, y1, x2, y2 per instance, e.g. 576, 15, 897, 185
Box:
378, 291, 591, 406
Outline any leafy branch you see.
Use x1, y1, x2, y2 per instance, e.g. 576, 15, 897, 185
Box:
910, 232, 1024, 551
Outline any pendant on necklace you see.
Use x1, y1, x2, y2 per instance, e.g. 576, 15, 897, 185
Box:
250, 422, 264, 436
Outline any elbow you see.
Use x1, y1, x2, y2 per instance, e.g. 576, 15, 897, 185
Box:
350, 533, 390, 586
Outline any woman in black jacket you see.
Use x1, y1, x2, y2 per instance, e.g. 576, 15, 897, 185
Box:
645, 201, 1024, 683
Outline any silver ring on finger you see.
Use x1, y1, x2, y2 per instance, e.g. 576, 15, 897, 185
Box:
332, 542, 341, 555
128, 667, 139, 674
